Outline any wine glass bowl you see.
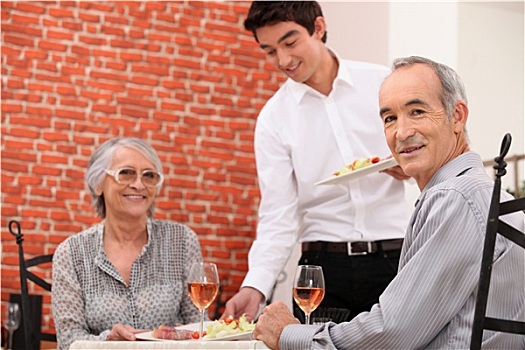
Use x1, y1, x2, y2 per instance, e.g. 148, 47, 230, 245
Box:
293, 265, 325, 325
3, 302, 21, 350
187, 262, 219, 339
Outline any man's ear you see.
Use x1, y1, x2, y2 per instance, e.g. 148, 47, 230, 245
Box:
313, 16, 326, 40
452, 100, 469, 133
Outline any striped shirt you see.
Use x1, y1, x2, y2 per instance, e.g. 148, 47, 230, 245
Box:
280, 152, 525, 349
52, 219, 202, 350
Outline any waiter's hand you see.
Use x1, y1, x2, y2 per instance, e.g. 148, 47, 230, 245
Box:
381, 165, 410, 181
222, 287, 264, 322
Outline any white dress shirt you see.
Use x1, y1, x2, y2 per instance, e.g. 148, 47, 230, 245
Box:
279, 152, 525, 349
242, 53, 409, 298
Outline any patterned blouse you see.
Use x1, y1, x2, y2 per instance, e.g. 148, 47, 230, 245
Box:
52, 218, 203, 350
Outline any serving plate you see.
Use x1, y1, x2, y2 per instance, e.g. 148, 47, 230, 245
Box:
315, 157, 398, 186
136, 321, 253, 342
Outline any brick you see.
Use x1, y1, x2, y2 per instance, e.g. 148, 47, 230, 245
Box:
38, 40, 67, 52
56, 190, 80, 200
11, 13, 40, 25
47, 30, 74, 40
62, 65, 86, 76
16, 2, 46, 14
61, 98, 88, 108
110, 38, 134, 48
78, 12, 100, 22
32, 165, 62, 176
130, 76, 158, 86
18, 176, 43, 186
49, 8, 75, 18
131, 64, 170, 76
3, 34, 34, 47
101, 25, 126, 37
91, 104, 117, 114
27, 82, 54, 92
55, 108, 86, 120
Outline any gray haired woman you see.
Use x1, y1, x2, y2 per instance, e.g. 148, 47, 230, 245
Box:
52, 137, 202, 349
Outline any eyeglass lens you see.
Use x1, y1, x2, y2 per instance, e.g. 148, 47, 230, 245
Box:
117, 168, 161, 186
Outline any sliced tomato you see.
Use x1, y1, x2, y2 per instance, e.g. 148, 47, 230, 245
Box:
192, 331, 206, 339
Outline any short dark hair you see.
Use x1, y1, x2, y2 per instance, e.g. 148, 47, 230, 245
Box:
244, 1, 327, 43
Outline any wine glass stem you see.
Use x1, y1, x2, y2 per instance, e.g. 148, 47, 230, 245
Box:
8, 329, 14, 350
305, 313, 310, 325
199, 309, 205, 339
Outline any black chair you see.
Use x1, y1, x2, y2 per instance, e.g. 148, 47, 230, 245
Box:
470, 133, 525, 349
9, 220, 56, 350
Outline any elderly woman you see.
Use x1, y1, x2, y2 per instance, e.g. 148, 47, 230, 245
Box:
52, 137, 202, 349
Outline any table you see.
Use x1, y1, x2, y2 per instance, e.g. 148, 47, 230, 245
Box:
70, 340, 270, 349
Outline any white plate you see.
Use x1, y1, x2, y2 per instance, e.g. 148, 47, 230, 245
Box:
135, 321, 253, 342
315, 158, 398, 186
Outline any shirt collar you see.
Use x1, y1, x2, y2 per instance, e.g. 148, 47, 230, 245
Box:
287, 47, 354, 104
96, 218, 153, 259
420, 151, 483, 195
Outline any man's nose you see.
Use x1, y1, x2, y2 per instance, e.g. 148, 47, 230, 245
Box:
395, 117, 416, 141
277, 50, 292, 68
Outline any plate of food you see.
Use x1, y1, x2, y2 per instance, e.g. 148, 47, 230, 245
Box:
315, 156, 398, 186
136, 315, 255, 342
135, 321, 213, 342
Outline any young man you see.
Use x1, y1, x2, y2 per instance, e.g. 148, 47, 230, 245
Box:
223, 1, 409, 322
252, 56, 525, 349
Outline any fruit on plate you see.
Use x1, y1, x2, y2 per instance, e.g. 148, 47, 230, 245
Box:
204, 314, 255, 339
333, 156, 381, 176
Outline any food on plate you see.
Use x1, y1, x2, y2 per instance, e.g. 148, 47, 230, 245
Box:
333, 156, 382, 176
203, 314, 255, 339
151, 325, 194, 340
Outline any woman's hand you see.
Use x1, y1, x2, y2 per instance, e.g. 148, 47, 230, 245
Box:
107, 324, 147, 341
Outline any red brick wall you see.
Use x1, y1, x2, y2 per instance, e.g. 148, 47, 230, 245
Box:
1, 0, 284, 334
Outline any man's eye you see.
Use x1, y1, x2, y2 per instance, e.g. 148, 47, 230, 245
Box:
412, 109, 425, 116
285, 40, 297, 47
266, 49, 276, 56
383, 115, 396, 124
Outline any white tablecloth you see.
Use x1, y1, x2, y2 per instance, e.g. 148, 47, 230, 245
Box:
70, 340, 270, 349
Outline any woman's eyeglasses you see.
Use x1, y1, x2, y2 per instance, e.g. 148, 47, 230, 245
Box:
105, 168, 164, 188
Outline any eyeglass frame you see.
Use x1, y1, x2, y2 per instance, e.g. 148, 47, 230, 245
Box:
104, 167, 164, 188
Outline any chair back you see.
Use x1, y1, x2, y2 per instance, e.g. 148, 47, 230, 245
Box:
9, 219, 56, 350
470, 134, 525, 349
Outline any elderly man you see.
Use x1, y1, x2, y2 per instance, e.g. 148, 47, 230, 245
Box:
253, 56, 525, 349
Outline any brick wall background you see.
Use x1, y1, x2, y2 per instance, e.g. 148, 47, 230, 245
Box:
1, 0, 285, 335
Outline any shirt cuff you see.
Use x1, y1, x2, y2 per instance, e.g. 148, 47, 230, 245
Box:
280, 324, 321, 350
241, 267, 277, 300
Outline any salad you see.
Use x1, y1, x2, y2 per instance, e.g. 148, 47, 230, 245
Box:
203, 314, 255, 339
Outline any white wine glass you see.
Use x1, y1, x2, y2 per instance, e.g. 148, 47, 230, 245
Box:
187, 262, 219, 339
293, 265, 325, 325
3, 302, 21, 350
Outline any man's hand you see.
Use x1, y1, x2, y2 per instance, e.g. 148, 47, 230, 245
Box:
381, 165, 410, 181
253, 301, 300, 350
222, 287, 264, 322
107, 324, 147, 341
